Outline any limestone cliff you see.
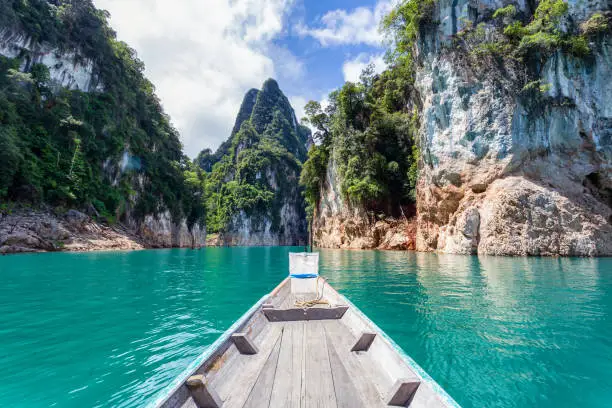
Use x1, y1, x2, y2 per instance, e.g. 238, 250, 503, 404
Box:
314, 156, 417, 250
0, 29, 102, 92
0, 1, 206, 253
415, 0, 612, 256
200, 79, 310, 246
311, 0, 611, 256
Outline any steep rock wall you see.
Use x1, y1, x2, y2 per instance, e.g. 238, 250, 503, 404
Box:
0, 207, 205, 254
415, 0, 612, 256
314, 156, 417, 250
138, 211, 206, 248
0, 29, 102, 92
202, 79, 309, 247
220, 167, 307, 246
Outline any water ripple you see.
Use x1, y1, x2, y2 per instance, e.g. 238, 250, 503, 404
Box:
1, 249, 612, 408
319, 249, 612, 408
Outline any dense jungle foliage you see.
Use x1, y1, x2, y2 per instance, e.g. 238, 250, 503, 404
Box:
0, 0, 205, 227
300, 65, 420, 220
299, 0, 426, 220
197, 79, 310, 234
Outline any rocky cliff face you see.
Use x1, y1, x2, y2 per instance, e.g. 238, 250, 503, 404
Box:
314, 157, 417, 250
0, 29, 102, 92
415, 0, 612, 256
220, 166, 306, 246
312, 0, 611, 256
136, 211, 206, 248
201, 79, 310, 246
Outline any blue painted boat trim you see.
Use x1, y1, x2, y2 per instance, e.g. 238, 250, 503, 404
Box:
337, 292, 462, 408
289, 273, 318, 279
147, 294, 269, 408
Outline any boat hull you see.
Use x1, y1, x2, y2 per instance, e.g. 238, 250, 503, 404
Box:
150, 277, 460, 408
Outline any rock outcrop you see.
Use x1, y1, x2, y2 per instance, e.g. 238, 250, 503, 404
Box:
200, 79, 310, 247
137, 211, 206, 248
0, 208, 139, 253
415, 0, 612, 256
0, 208, 205, 254
0, 29, 103, 92
314, 158, 417, 250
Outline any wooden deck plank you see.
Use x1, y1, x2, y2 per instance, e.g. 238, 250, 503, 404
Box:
303, 321, 337, 408
322, 321, 386, 407
350, 332, 377, 352
186, 375, 223, 408
341, 309, 419, 384
280, 293, 295, 309
326, 327, 364, 408
268, 323, 293, 408
213, 325, 282, 408
243, 328, 283, 408
268, 322, 304, 408
407, 382, 448, 408
206, 315, 273, 391
231, 333, 259, 355
179, 396, 198, 408
207, 325, 270, 391
292, 322, 305, 408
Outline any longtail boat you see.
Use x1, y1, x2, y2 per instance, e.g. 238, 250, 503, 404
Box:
151, 253, 459, 408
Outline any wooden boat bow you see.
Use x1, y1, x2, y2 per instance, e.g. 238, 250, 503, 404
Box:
151, 253, 460, 408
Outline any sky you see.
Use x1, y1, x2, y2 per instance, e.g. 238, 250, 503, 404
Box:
93, 0, 394, 158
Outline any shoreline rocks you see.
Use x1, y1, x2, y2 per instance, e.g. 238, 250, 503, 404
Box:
0, 208, 204, 255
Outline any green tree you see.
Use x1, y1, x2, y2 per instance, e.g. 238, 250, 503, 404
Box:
0, 126, 22, 197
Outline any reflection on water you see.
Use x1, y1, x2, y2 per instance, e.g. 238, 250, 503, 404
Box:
320, 250, 612, 408
1, 248, 611, 408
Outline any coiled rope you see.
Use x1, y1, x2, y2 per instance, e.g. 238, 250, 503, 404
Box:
294, 276, 329, 308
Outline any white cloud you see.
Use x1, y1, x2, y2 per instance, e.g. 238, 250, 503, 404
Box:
93, 0, 300, 157
269, 46, 306, 81
342, 53, 387, 83
289, 95, 309, 123
296, 1, 394, 47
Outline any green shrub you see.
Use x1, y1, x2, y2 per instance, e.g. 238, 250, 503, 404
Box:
580, 13, 609, 35
518, 31, 562, 53
521, 80, 552, 93
493, 5, 517, 20
495, 1, 602, 59
565, 35, 591, 56
382, 0, 436, 60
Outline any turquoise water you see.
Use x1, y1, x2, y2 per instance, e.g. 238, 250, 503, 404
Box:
0, 248, 611, 407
